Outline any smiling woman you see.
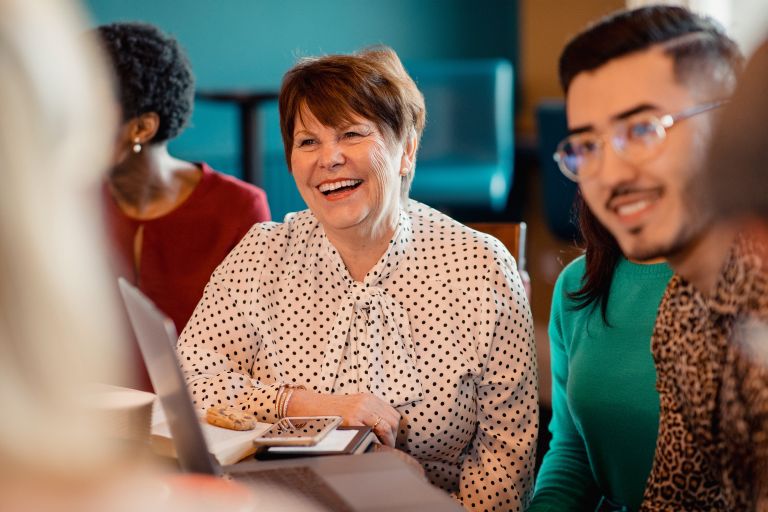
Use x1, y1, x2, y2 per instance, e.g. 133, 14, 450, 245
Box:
176, 46, 539, 511
289, 108, 407, 264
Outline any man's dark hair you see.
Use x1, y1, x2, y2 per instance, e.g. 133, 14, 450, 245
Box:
560, 5, 742, 96
97, 22, 194, 144
559, 6, 743, 321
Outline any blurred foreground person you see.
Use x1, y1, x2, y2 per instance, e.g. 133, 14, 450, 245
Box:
0, 1, 281, 511
0, 0, 135, 508
0, 0, 122, 475
704, 37, 768, 509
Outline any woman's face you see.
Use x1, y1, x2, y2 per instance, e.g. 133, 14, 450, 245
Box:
290, 107, 412, 240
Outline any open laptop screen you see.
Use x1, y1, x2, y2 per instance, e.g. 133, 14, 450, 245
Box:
118, 278, 219, 475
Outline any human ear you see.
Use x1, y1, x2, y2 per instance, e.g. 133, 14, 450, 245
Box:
129, 112, 160, 146
399, 129, 418, 176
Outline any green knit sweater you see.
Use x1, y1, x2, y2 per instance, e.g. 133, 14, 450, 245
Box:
528, 256, 672, 511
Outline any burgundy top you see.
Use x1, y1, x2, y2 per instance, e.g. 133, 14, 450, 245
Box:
104, 163, 270, 389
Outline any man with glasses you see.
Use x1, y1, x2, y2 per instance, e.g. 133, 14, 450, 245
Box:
554, 5, 768, 510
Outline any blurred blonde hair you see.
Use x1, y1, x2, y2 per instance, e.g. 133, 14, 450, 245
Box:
0, 0, 124, 477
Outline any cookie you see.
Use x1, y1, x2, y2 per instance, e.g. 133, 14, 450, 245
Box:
205, 406, 257, 431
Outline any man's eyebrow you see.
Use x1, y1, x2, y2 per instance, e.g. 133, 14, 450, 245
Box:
567, 103, 661, 136
612, 103, 659, 121
567, 124, 593, 136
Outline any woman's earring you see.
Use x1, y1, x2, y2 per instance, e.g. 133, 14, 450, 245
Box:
400, 167, 409, 177
132, 138, 142, 154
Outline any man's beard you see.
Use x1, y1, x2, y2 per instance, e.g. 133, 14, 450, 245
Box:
622, 182, 711, 262
625, 224, 699, 262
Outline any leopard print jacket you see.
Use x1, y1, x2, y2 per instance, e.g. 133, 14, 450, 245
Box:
641, 237, 768, 511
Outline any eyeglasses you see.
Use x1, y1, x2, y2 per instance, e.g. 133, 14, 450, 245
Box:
553, 101, 728, 182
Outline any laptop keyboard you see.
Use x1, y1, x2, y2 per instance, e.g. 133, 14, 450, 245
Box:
235, 466, 354, 512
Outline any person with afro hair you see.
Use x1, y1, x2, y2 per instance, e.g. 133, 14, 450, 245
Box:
98, 22, 271, 389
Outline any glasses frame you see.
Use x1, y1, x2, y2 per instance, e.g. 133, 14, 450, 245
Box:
553, 100, 728, 182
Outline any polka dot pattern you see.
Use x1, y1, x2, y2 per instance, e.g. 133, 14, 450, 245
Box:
177, 200, 538, 510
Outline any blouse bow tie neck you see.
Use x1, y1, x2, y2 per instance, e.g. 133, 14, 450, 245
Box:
319, 210, 424, 407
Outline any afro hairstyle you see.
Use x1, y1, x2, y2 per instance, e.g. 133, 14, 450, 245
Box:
97, 22, 194, 143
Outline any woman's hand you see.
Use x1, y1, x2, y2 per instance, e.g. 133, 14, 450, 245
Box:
287, 391, 400, 447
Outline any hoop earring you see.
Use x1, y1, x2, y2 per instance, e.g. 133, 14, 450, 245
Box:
132, 138, 142, 154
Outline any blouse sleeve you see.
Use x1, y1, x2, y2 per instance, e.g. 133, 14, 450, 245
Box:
454, 242, 538, 511
527, 270, 600, 511
176, 260, 282, 423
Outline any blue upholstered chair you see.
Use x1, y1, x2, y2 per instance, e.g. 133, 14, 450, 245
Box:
407, 59, 514, 213
536, 99, 579, 241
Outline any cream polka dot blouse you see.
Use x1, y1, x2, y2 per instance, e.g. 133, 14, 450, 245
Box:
177, 200, 538, 511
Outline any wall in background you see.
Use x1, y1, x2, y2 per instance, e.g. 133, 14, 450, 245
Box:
517, 0, 624, 136
629, 0, 768, 55
519, 0, 768, 140
85, 0, 643, 162
85, 0, 519, 178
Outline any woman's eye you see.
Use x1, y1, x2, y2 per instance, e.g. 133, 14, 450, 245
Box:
297, 138, 316, 148
343, 131, 363, 139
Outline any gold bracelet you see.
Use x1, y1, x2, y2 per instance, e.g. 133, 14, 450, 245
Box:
281, 387, 295, 419
278, 384, 307, 419
275, 384, 287, 419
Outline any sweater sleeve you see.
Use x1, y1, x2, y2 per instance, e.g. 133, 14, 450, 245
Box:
528, 269, 601, 511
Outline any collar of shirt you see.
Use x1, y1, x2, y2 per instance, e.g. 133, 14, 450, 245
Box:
312, 207, 424, 406
708, 235, 765, 317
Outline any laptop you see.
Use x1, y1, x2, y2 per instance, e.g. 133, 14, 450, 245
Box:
118, 278, 460, 512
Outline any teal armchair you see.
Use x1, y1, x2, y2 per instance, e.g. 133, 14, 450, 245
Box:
407, 59, 514, 213
535, 99, 578, 241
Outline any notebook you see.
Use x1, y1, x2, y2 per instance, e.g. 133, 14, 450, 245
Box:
258, 425, 377, 459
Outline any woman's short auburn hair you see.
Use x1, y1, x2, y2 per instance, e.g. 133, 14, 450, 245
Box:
279, 46, 426, 199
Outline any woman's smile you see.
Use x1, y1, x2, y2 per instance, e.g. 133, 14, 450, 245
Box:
318, 178, 364, 201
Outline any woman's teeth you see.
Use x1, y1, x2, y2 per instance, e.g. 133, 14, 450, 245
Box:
319, 179, 363, 194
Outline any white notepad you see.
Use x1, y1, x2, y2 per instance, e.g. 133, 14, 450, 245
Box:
268, 428, 360, 453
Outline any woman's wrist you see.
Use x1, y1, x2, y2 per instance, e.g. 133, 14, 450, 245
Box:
285, 388, 316, 417
276, 384, 307, 418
